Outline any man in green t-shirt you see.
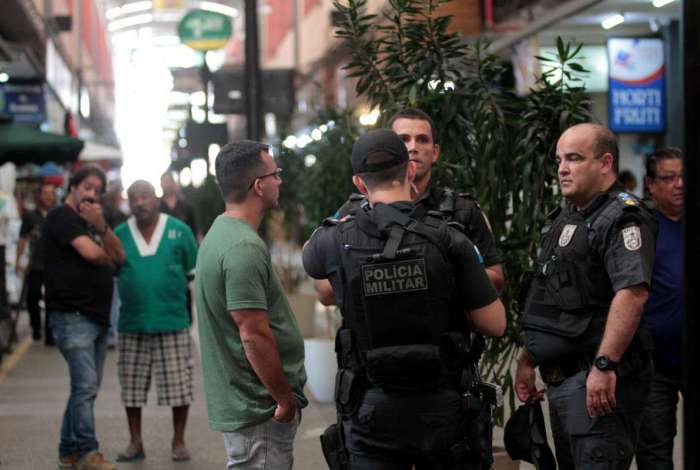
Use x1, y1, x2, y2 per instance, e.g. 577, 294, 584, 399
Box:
114, 180, 197, 463
196, 140, 307, 470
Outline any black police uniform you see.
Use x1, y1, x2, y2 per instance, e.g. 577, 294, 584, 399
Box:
521, 184, 657, 470
303, 201, 498, 470
336, 186, 503, 269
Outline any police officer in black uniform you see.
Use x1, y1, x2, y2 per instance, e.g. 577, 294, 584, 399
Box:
303, 129, 506, 470
515, 123, 657, 469
314, 108, 503, 305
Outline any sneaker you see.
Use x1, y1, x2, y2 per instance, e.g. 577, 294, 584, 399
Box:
74, 452, 116, 470
58, 454, 78, 469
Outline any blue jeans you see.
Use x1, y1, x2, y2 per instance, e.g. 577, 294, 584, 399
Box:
222, 410, 301, 470
50, 311, 109, 459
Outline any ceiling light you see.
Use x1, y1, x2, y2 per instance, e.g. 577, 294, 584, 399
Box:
0, 72, 9, 83
120, 1, 152, 15
602, 13, 625, 30
199, 1, 239, 17
106, 7, 122, 20
652, 0, 676, 7
108, 14, 153, 32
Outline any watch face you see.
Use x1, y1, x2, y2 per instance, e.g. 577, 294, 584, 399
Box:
595, 356, 609, 370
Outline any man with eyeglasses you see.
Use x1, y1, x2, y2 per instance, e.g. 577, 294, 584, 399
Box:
515, 123, 657, 469
636, 148, 684, 470
195, 140, 307, 470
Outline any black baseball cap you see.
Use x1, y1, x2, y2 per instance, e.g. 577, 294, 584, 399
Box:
351, 129, 409, 175
504, 400, 556, 469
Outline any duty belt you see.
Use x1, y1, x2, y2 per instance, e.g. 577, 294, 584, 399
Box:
539, 352, 595, 385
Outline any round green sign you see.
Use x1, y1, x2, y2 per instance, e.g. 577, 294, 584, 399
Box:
178, 9, 232, 51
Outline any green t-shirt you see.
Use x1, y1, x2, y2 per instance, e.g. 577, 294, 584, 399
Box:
195, 215, 308, 432
116, 214, 197, 333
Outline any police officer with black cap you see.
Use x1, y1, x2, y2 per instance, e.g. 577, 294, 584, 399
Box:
303, 129, 506, 470
515, 123, 657, 470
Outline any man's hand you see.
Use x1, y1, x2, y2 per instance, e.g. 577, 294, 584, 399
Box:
273, 399, 298, 423
515, 352, 545, 403
586, 368, 616, 417
78, 201, 107, 232
15, 264, 24, 277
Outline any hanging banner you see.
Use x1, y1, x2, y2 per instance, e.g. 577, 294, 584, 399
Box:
608, 38, 665, 133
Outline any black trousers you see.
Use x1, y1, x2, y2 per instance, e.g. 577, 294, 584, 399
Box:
546, 366, 652, 470
636, 366, 683, 470
26, 269, 50, 340
342, 387, 467, 470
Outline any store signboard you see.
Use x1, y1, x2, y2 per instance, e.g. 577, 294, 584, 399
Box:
608, 38, 665, 133
178, 9, 232, 51
0, 83, 46, 123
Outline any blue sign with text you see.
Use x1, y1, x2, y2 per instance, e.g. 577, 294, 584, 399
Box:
608, 38, 665, 133
0, 84, 46, 124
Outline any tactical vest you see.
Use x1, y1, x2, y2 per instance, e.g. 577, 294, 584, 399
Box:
332, 204, 467, 395
521, 190, 651, 365
342, 187, 478, 233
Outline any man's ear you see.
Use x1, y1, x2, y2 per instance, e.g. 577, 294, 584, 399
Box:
352, 175, 368, 195
600, 152, 614, 174
644, 176, 654, 196
432, 143, 441, 165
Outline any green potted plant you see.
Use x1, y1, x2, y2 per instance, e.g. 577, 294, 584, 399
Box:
331, 0, 592, 430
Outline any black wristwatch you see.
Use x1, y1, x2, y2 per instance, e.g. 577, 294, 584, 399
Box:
593, 355, 618, 372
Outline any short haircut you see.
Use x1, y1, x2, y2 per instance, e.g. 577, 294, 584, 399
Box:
68, 164, 106, 194
646, 147, 682, 179
387, 108, 438, 144
357, 152, 408, 190
590, 125, 619, 173
215, 140, 269, 203
564, 123, 620, 173
127, 180, 156, 198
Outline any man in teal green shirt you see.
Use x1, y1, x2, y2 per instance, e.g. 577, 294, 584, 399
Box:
114, 180, 197, 463
196, 140, 307, 470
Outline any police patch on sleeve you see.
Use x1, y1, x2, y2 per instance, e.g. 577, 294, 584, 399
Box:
362, 259, 429, 296
558, 224, 577, 247
622, 226, 642, 251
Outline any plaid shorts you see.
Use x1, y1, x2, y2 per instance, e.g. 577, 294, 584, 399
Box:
117, 329, 194, 408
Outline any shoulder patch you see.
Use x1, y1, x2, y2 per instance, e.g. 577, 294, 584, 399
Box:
622, 226, 642, 251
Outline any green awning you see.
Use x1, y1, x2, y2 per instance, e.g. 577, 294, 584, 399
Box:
0, 121, 84, 165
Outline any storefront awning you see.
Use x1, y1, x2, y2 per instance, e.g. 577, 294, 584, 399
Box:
0, 121, 84, 164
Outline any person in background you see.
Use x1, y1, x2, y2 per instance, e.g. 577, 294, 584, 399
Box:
618, 169, 638, 193
101, 179, 129, 348
16, 182, 56, 344
114, 180, 197, 463
43, 164, 125, 470
160, 171, 197, 238
636, 148, 684, 470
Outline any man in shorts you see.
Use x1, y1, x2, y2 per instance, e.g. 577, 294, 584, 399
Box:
114, 180, 198, 462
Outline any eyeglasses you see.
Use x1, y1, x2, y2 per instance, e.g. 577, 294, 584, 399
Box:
655, 173, 683, 184
248, 168, 283, 189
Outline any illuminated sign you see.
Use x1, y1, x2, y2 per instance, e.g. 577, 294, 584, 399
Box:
608, 38, 665, 133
